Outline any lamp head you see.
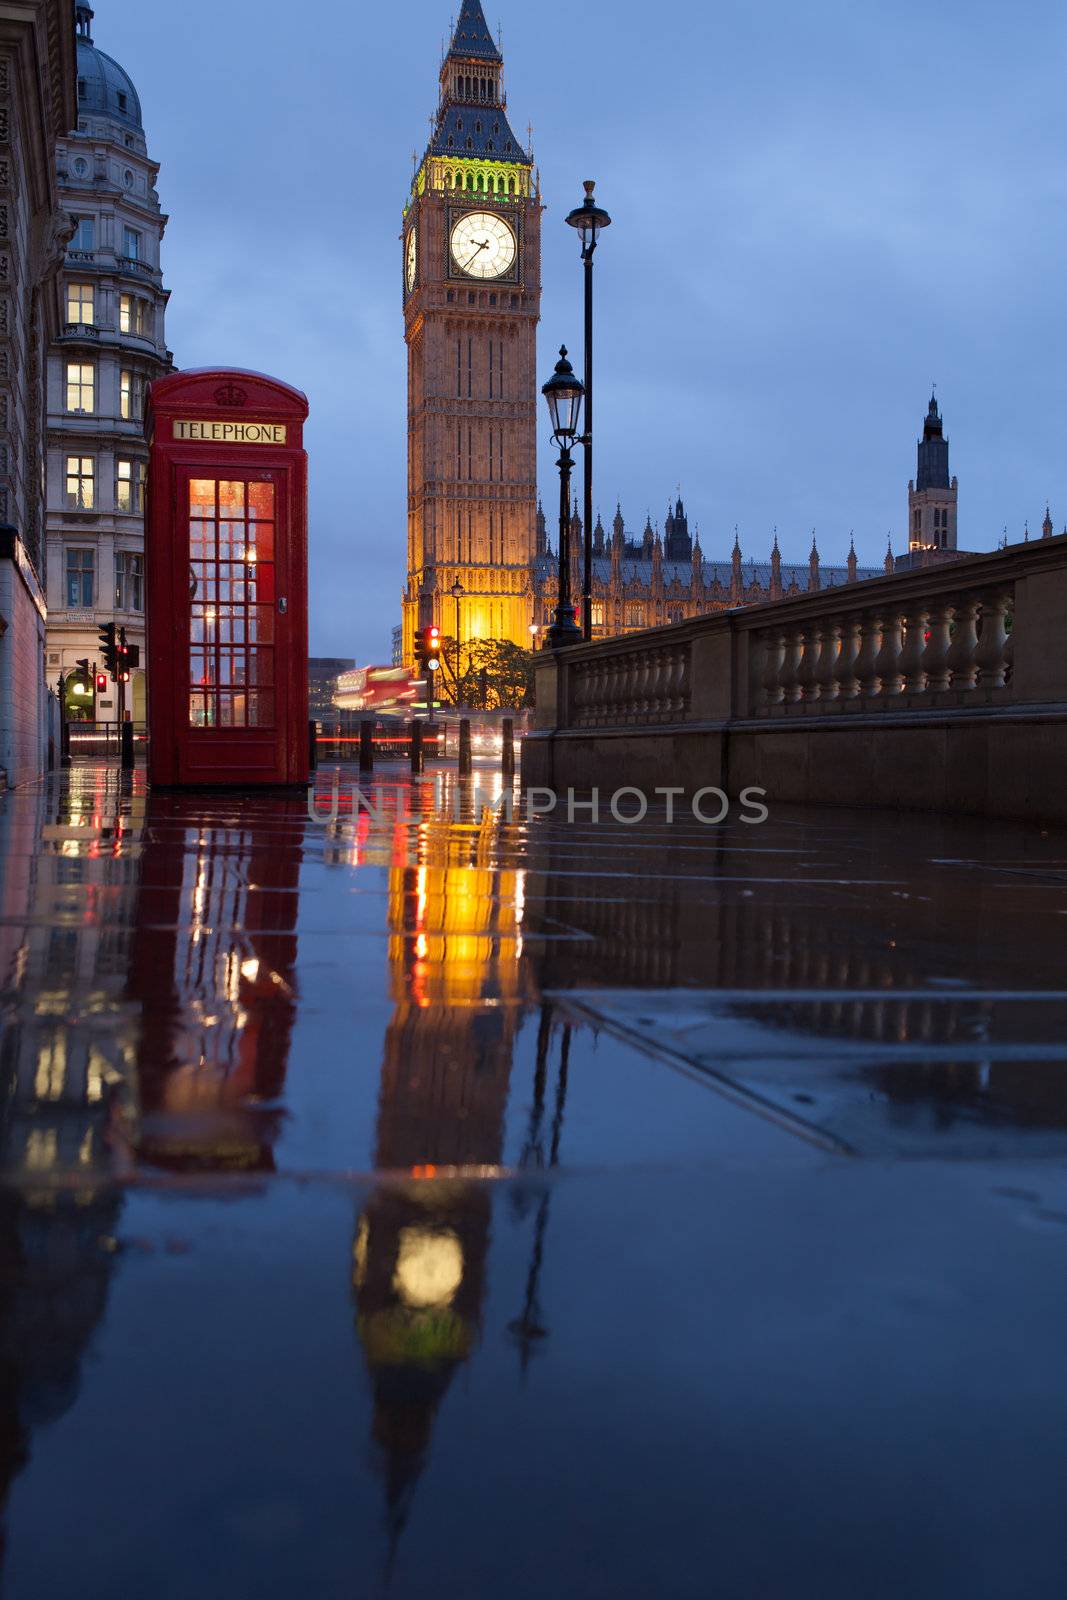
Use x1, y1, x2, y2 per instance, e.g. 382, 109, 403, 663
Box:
565, 179, 612, 254
541, 346, 584, 447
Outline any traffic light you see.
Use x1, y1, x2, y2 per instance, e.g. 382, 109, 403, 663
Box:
116, 626, 131, 683
421, 625, 442, 673
97, 621, 117, 676
75, 658, 90, 678
95, 673, 107, 693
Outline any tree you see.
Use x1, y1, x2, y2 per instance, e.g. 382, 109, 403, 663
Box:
438, 636, 536, 709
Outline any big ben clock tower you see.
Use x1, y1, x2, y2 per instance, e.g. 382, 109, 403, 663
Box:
402, 0, 541, 663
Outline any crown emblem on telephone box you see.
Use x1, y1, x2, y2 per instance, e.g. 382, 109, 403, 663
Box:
214, 382, 247, 407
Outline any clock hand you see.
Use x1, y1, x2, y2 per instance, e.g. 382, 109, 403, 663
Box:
463, 239, 490, 269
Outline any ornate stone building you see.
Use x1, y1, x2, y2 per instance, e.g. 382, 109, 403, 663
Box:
531, 496, 886, 640
401, 0, 540, 663
44, 1, 170, 726
0, 0, 76, 786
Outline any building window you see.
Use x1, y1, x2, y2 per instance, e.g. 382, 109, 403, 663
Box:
591, 602, 605, 627
67, 282, 94, 324
625, 604, 643, 628
116, 552, 144, 612
119, 294, 146, 335
116, 458, 145, 513
122, 226, 141, 260
65, 455, 95, 510
77, 77, 86, 101
66, 361, 95, 413
70, 215, 95, 251
120, 368, 144, 421
116, 91, 128, 114
66, 548, 95, 608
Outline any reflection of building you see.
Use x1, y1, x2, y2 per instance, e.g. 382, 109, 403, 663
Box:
0, 0, 77, 786
308, 656, 354, 722
0, 767, 136, 1549
402, 0, 541, 660
126, 793, 301, 1173
45, 3, 171, 728
531, 497, 885, 640
349, 807, 527, 1551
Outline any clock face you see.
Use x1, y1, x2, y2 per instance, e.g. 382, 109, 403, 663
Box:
450, 211, 516, 279
405, 227, 417, 292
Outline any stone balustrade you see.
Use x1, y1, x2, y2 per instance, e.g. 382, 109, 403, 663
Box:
752, 584, 1015, 714
567, 637, 691, 727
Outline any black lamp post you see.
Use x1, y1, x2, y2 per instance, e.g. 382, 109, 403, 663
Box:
541, 347, 585, 650
565, 180, 611, 641
450, 578, 464, 706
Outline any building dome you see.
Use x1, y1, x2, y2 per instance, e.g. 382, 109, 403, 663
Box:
75, 4, 143, 130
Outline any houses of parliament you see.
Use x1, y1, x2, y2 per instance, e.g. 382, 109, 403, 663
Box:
401, 3, 982, 662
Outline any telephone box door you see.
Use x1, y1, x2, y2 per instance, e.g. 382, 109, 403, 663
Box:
179, 468, 290, 784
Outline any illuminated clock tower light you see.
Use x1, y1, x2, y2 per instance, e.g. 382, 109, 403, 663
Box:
401, 0, 541, 663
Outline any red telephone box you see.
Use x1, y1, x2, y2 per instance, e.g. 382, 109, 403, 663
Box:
145, 368, 309, 787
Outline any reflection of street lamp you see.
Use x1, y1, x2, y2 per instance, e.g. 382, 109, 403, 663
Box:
541, 347, 584, 650
565, 180, 611, 642
450, 579, 464, 706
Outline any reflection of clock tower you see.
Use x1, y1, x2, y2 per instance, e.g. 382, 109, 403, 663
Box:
401, 0, 541, 662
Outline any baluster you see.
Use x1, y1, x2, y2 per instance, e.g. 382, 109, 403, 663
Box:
898, 606, 929, 694
874, 608, 904, 695
975, 590, 1012, 689
922, 604, 953, 691
945, 594, 980, 690
676, 644, 692, 717
778, 627, 804, 705
629, 651, 647, 720
815, 621, 841, 701
798, 626, 822, 703
761, 630, 785, 708
833, 615, 861, 700
854, 613, 883, 697
649, 648, 667, 719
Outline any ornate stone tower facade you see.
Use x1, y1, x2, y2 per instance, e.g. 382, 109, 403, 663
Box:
401, 0, 540, 663
908, 393, 957, 554
44, 2, 171, 727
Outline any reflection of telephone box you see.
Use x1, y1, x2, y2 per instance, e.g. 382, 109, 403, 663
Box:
145, 369, 309, 786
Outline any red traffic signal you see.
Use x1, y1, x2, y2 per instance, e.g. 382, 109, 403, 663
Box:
419, 625, 442, 670
96, 673, 107, 692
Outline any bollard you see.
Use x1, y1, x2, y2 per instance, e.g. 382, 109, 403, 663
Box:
458, 718, 472, 776
501, 717, 515, 779
61, 721, 71, 769
121, 720, 134, 771
308, 720, 318, 772
359, 719, 374, 773
410, 720, 424, 775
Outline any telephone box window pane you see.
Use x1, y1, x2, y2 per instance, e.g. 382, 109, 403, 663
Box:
254, 607, 274, 644
248, 692, 275, 728
219, 482, 245, 515
251, 523, 274, 561
190, 480, 215, 515
257, 563, 275, 604
189, 694, 211, 728
189, 521, 213, 558
249, 649, 274, 686
248, 483, 274, 522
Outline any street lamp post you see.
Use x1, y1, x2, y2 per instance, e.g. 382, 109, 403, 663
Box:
541, 347, 585, 650
450, 579, 464, 706
565, 180, 611, 642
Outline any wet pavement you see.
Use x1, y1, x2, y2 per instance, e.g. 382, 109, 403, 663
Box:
1, 763, 1067, 1597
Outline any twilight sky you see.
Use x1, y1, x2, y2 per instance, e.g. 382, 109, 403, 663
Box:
103, 0, 1067, 657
